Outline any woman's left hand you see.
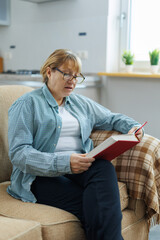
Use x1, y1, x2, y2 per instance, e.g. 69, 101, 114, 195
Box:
128, 126, 143, 141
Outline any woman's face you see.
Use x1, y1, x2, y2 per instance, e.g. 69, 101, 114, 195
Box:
46, 60, 79, 105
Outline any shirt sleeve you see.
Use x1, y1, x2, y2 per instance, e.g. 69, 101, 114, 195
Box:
84, 97, 140, 134
8, 98, 72, 177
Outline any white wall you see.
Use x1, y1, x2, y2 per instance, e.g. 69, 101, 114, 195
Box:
101, 76, 160, 139
0, 0, 108, 73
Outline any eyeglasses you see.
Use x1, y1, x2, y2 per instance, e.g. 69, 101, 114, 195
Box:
53, 67, 85, 84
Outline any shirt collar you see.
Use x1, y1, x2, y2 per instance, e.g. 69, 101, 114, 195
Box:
42, 84, 74, 107
65, 95, 74, 106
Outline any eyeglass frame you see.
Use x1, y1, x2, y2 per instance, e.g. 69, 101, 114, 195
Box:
50, 67, 85, 84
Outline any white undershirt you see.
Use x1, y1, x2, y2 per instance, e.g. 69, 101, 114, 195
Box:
55, 103, 83, 154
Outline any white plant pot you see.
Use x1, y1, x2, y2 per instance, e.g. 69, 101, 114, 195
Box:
150, 65, 159, 74
125, 65, 133, 73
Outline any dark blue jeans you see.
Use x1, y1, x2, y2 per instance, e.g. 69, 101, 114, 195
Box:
31, 159, 123, 240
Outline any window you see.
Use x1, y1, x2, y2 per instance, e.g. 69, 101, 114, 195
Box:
120, 0, 160, 69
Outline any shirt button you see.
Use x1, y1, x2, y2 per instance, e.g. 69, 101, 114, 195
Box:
54, 144, 56, 147
58, 126, 61, 128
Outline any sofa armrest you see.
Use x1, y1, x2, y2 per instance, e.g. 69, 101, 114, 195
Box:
90, 130, 160, 223
90, 130, 121, 148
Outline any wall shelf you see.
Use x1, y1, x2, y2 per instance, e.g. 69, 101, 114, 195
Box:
98, 72, 160, 79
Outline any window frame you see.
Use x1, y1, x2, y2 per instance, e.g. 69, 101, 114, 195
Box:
119, 0, 151, 71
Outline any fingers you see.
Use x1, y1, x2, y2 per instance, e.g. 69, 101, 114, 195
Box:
70, 153, 95, 174
80, 157, 95, 163
128, 127, 143, 141
135, 130, 143, 141
128, 126, 137, 134
80, 161, 93, 168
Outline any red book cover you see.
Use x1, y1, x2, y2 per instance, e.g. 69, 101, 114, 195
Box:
87, 134, 140, 161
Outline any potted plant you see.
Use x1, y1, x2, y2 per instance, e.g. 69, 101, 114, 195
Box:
149, 49, 160, 74
122, 50, 134, 73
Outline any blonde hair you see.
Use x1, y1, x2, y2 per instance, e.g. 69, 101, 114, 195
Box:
40, 49, 82, 83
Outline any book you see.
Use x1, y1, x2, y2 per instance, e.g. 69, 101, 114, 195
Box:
86, 133, 140, 161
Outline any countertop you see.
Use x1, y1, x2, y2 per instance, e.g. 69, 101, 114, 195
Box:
0, 73, 43, 81
0, 73, 102, 89
98, 72, 160, 78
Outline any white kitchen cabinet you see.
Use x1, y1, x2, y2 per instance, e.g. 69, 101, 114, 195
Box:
0, 0, 10, 26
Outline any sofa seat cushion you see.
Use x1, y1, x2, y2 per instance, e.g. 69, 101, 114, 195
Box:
0, 182, 85, 240
0, 181, 129, 240
0, 216, 42, 240
118, 182, 129, 210
122, 209, 148, 240
128, 198, 146, 219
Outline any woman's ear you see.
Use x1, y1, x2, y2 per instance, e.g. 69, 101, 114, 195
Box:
46, 67, 52, 79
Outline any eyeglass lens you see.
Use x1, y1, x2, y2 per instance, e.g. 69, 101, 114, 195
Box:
63, 74, 84, 84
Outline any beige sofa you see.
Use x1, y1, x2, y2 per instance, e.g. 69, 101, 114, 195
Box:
0, 85, 159, 240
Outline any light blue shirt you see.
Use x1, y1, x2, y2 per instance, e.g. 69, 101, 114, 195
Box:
7, 84, 139, 202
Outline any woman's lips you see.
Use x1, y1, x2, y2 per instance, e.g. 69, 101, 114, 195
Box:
65, 86, 73, 90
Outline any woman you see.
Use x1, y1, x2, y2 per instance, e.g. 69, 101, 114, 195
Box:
7, 49, 143, 240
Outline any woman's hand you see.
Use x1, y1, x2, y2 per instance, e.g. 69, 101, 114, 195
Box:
128, 126, 143, 141
70, 153, 95, 174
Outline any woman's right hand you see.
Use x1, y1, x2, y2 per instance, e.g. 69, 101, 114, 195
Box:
70, 153, 95, 174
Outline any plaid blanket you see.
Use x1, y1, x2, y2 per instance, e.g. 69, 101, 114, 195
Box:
90, 130, 160, 223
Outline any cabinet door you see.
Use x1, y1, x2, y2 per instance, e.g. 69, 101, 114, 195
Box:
0, 0, 10, 26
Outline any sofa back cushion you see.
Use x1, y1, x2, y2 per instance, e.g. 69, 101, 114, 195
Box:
0, 85, 33, 182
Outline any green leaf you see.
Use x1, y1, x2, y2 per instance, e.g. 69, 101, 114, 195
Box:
149, 49, 160, 65
122, 50, 134, 65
